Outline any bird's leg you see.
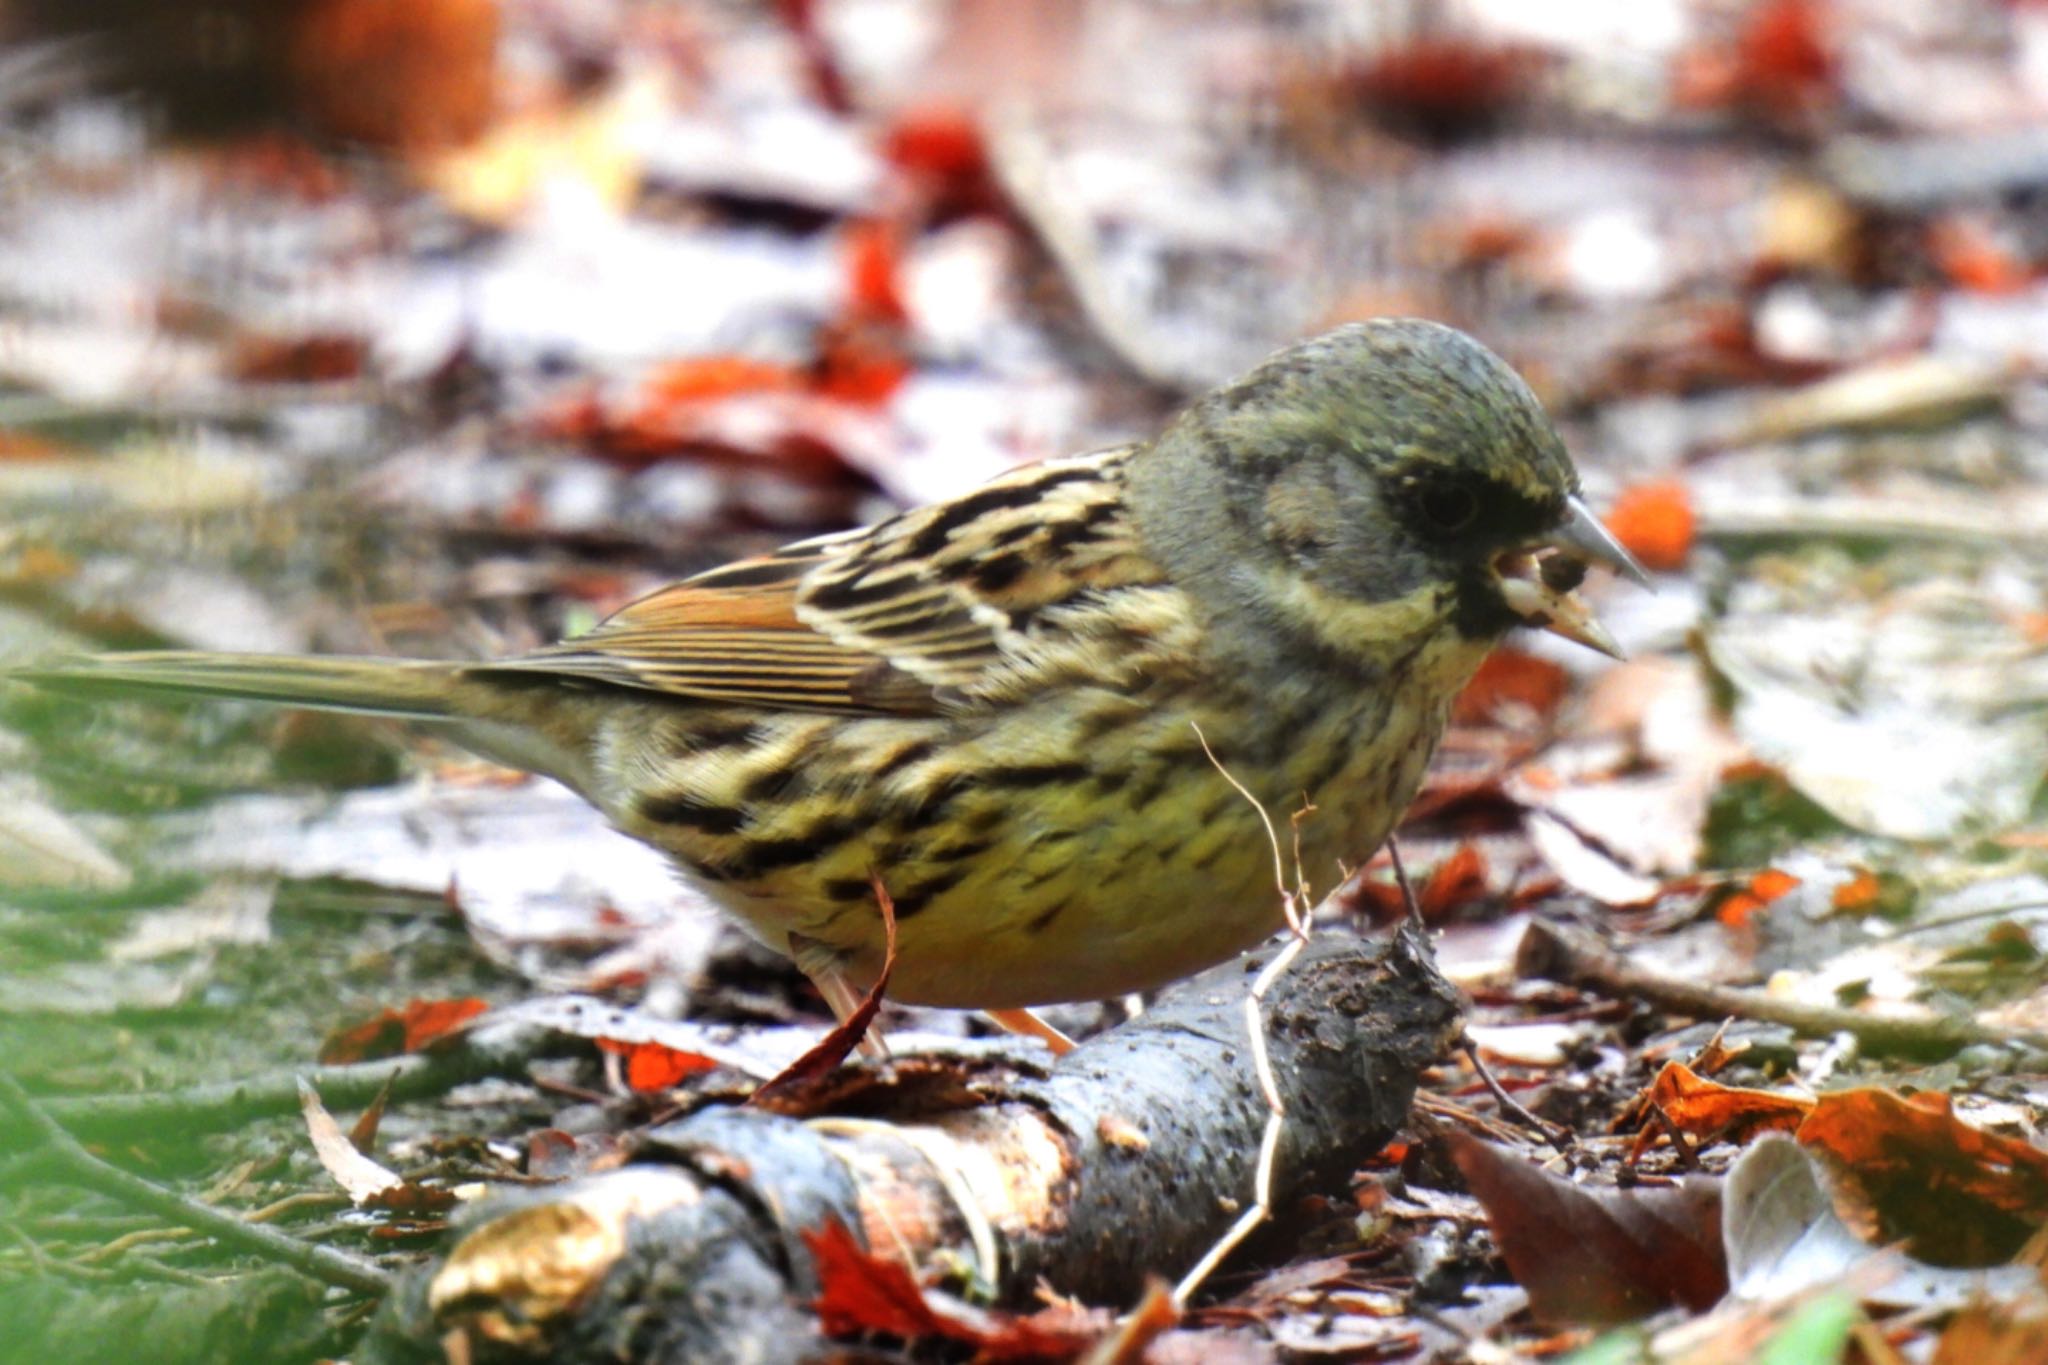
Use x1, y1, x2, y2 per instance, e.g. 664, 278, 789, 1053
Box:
812, 965, 891, 1060
983, 1008, 1076, 1056
792, 934, 891, 1060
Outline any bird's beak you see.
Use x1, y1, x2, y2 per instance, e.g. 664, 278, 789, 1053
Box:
1492, 496, 1649, 661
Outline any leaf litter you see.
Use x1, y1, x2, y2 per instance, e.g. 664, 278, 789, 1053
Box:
5, 0, 2048, 1361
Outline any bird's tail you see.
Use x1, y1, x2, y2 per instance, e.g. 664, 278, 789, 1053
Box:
11, 651, 467, 719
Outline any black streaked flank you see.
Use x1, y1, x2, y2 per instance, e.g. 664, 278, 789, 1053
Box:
717, 815, 861, 881
1025, 899, 1071, 934
892, 773, 973, 831
889, 867, 969, 920
873, 738, 939, 777
672, 719, 759, 753
741, 764, 804, 802
925, 835, 996, 863
638, 792, 747, 834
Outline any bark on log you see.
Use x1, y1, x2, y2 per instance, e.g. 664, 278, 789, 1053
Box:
363, 925, 1463, 1365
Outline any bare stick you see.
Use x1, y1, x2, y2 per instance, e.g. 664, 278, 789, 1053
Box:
0, 1072, 391, 1297
1518, 919, 2048, 1055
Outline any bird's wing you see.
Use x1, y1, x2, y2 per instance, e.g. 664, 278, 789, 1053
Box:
481, 446, 1189, 714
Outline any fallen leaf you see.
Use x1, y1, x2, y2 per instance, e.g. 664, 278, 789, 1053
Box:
1720, 1135, 1876, 1302
843, 219, 909, 325
289, 0, 498, 153
1798, 1089, 2048, 1267
1604, 481, 1696, 574
803, 1218, 1104, 1358
1421, 843, 1491, 921
0, 790, 133, 893
1628, 1063, 1812, 1159
1452, 648, 1571, 725
1448, 1132, 1726, 1326
1717, 868, 1803, 929
299, 1077, 405, 1204
594, 1038, 720, 1092
318, 997, 489, 1064
749, 878, 898, 1112
1932, 1302, 2048, 1365
226, 332, 368, 384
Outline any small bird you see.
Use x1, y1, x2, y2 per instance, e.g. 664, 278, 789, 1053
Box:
18, 320, 1643, 1046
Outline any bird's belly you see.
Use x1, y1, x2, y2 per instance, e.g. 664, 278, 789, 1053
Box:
598, 648, 1479, 1009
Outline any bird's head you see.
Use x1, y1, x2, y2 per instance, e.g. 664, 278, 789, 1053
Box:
1133, 318, 1646, 668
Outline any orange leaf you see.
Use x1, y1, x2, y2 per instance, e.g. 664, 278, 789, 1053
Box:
1717, 867, 1801, 928
318, 996, 488, 1064
883, 105, 987, 182
843, 220, 909, 325
1420, 844, 1490, 921
1452, 648, 1571, 725
1604, 481, 1696, 573
1928, 217, 2032, 295
594, 1038, 719, 1092
400, 996, 489, 1051
1628, 1062, 1811, 1159
815, 321, 911, 406
802, 1217, 1106, 1355
641, 356, 802, 405
1797, 1088, 2048, 1266
1830, 868, 1880, 913
0, 430, 71, 462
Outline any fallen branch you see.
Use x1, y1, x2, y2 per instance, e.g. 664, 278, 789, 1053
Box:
1516, 919, 2048, 1057
362, 927, 1464, 1363
0, 1072, 391, 1297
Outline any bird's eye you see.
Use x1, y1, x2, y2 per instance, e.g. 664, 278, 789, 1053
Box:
1418, 482, 1478, 533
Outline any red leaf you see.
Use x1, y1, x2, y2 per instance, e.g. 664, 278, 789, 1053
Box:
843, 220, 909, 325
1715, 867, 1801, 928
749, 878, 898, 1110
803, 1218, 1108, 1357
1604, 481, 1696, 574
593, 1038, 720, 1092
1452, 648, 1571, 725
805, 1217, 954, 1341
318, 996, 488, 1064
1420, 843, 1491, 922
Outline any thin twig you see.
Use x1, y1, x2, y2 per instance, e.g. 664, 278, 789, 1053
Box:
1518, 919, 2048, 1055
1458, 1036, 1570, 1151
0, 1072, 391, 1297
1386, 838, 1566, 1147
1173, 729, 1313, 1305
1386, 838, 1426, 934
